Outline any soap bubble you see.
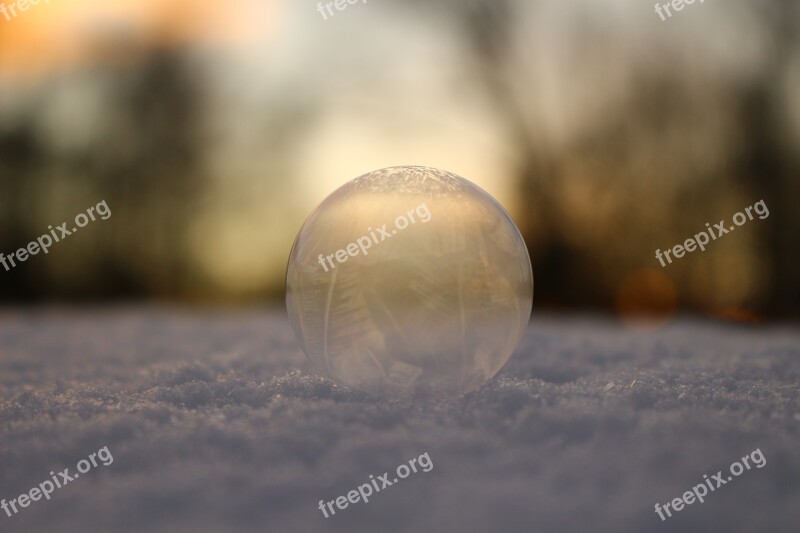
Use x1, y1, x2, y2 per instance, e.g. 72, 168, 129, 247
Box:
286, 166, 533, 397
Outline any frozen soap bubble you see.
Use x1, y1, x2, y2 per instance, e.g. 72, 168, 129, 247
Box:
286, 166, 533, 397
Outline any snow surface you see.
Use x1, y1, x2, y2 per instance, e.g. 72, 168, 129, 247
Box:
0, 309, 798, 532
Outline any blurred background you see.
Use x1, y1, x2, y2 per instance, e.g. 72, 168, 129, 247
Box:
0, 0, 798, 319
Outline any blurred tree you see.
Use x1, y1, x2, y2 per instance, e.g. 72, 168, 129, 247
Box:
733, 0, 800, 315
0, 119, 43, 299
0, 44, 210, 301
97, 45, 209, 299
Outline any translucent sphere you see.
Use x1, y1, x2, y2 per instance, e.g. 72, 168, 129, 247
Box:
286, 166, 533, 397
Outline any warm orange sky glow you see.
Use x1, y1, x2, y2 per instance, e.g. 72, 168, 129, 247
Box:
0, 0, 278, 78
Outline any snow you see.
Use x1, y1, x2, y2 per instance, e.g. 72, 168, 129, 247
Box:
0, 309, 798, 532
